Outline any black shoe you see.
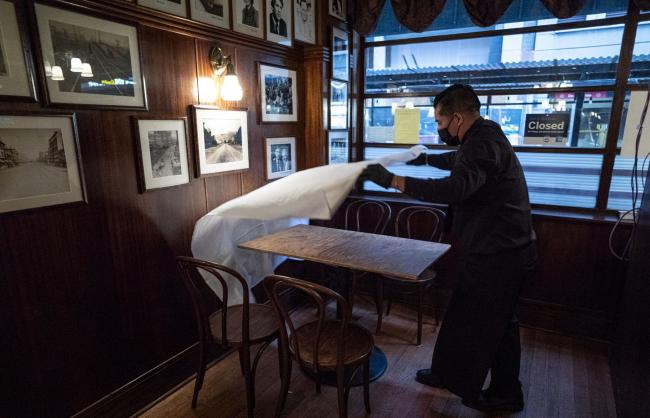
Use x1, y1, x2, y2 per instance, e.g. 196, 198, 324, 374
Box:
415, 369, 444, 388
462, 388, 524, 413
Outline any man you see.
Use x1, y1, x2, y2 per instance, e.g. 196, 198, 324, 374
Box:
242, 0, 258, 27
269, 0, 288, 37
360, 84, 537, 413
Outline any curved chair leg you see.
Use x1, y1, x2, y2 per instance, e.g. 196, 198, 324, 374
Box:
251, 340, 272, 398
386, 297, 392, 317
274, 344, 292, 418
375, 278, 384, 335
239, 347, 255, 418
192, 341, 207, 408
417, 284, 424, 346
363, 359, 371, 414
336, 366, 347, 418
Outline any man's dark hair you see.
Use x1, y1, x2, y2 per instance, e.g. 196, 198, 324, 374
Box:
271, 0, 283, 7
433, 84, 481, 116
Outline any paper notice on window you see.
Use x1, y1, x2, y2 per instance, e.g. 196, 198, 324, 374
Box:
394, 108, 420, 144
621, 90, 650, 158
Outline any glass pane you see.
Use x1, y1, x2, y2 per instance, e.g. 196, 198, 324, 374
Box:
364, 92, 614, 148
629, 21, 650, 84
608, 156, 649, 211
365, 24, 626, 93
367, 0, 629, 42
518, 153, 602, 207
363, 147, 602, 208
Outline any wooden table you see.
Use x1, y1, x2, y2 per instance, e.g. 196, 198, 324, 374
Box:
239, 224, 451, 386
238, 224, 450, 281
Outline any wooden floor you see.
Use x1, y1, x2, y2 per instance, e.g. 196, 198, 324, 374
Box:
139, 297, 617, 418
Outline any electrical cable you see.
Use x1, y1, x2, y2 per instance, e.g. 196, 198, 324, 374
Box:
609, 85, 650, 261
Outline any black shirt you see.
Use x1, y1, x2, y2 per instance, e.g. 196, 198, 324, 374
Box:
404, 117, 535, 255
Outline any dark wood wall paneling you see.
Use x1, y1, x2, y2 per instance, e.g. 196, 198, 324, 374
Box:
0, 1, 309, 416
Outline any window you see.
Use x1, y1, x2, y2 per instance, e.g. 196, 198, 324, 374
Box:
360, 1, 649, 212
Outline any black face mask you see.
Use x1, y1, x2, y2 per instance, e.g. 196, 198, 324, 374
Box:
437, 127, 460, 146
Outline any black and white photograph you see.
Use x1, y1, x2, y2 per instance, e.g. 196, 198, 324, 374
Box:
294, 0, 315, 44
331, 26, 349, 81
0, 0, 36, 99
137, 0, 188, 17
35, 4, 146, 108
133, 117, 190, 192
233, 0, 264, 39
0, 114, 84, 213
192, 106, 249, 176
190, 0, 230, 29
266, 0, 292, 46
328, 0, 345, 21
329, 80, 348, 129
259, 63, 298, 122
265, 136, 296, 179
328, 130, 348, 164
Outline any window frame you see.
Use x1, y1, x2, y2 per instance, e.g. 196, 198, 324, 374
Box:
354, 2, 649, 213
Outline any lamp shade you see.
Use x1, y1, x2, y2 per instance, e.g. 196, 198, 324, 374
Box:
80, 63, 93, 77
70, 57, 83, 72
51, 66, 65, 81
221, 74, 243, 101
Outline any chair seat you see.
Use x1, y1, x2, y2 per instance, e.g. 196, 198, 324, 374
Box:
290, 320, 374, 369
385, 268, 437, 284
209, 304, 279, 346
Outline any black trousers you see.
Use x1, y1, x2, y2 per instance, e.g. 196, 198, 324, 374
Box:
430, 242, 537, 400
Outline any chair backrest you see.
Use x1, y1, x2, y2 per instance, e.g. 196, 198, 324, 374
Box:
176, 256, 251, 347
264, 275, 350, 374
344, 199, 392, 235
395, 206, 446, 242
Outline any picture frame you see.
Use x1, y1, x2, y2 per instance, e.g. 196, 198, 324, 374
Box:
137, 0, 188, 17
328, 0, 345, 21
294, 0, 316, 45
233, 0, 264, 39
0, 0, 38, 101
331, 26, 349, 81
190, 0, 230, 29
34, 3, 147, 109
265, 136, 296, 179
265, 0, 292, 47
132, 116, 190, 192
328, 130, 348, 164
190, 106, 249, 177
259, 63, 298, 123
329, 79, 348, 129
0, 112, 86, 214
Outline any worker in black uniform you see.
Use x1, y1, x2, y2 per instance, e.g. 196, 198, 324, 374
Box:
359, 84, 537, 412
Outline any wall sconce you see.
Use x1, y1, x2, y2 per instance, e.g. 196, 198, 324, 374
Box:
209, 46, 243, 101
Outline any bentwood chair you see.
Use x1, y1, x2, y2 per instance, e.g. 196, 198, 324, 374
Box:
343, 199, 392, 313
377, 206, 446, 345
176, 256, 280, 418
264, 275, 374, 418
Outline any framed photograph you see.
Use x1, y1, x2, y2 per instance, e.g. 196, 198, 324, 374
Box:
266, 0, 292, 47
0, 0, 37, 100
265, 136, 296, 179
191, 106, 249, 176
137, 0, 188, 17
329, 80, 347, 129
328, 130, 348, 164
328, 0, 345, 21
0, 113, 85, 214
133, 117, 190, 192
294, 0, 316, 44
233, 0, 264, 39
190, 0, 230, 29
259, 63, 298, 123
331, 26, 349, 81
34, 3, 146, 109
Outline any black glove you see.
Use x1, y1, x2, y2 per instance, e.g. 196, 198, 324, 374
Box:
406, 153, 428, 165
359, 164, 394, 189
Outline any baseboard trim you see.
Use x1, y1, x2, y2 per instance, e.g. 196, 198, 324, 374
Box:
71, 343, 230, 418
